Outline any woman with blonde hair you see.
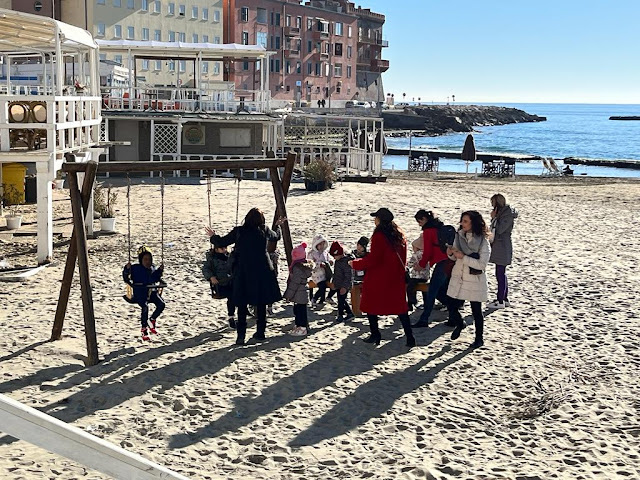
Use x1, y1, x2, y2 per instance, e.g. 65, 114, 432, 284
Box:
488, 194, 517, 309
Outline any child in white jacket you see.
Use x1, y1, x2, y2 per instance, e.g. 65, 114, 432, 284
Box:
307, 233, 333, 307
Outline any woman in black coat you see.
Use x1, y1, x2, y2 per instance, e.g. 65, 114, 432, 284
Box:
207, 208, 286, 345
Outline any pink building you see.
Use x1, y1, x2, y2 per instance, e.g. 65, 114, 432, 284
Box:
224, 0, 386, 107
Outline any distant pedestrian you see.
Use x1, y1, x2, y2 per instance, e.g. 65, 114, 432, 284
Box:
487, 194, 518, 309
350, 208, 416, 349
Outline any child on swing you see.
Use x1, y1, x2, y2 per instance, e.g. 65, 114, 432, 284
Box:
123, 245, 165, 341
202, 241, 236, 328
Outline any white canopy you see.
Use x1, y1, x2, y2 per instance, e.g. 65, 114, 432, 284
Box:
97, 40, 271, 59
0, 8, 97, 53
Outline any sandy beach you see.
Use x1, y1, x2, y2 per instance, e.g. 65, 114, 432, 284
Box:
1, 173, 639, 479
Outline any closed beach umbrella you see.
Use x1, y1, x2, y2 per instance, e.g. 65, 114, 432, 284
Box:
461, 134, 477, 173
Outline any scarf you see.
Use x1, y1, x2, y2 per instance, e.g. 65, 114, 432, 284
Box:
456, 230, 484, 255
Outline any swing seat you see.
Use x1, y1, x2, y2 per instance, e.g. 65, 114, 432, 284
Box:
308, 280, 335, 289
210, 284, 226, 300
123, 282, 167, 304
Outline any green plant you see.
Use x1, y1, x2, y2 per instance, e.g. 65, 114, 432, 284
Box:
303, 157, 337, 183
93, 183, 118, 218
1, 183, 23, 217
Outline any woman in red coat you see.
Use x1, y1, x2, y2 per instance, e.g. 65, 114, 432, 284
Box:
350, 208, 416, 348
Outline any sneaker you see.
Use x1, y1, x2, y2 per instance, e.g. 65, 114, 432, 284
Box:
504, 299, 511, 308
487, 301, 506, 309
326, 297, 337, 305
141, 329, 150, 341
228, 316, 236, 329
247, 306, 256, 317
415, 303, 425, 310
335, 315, 345, 323
266, 305, 274, 316
433, 302, 447, 311
149, 319, 158, 334
290, 326, 308, 336
310, 300, 317, 308
344, 313, 355, 322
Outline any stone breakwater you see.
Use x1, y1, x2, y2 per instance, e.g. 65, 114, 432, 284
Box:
383, 105, 546, 135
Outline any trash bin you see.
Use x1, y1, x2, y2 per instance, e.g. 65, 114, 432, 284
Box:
1, 162, 27, 204
25, 176, 37, 204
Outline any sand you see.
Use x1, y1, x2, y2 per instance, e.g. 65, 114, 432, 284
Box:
1, 173, 639, 479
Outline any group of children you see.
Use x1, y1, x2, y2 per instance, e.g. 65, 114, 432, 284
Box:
123, 228, 434, 341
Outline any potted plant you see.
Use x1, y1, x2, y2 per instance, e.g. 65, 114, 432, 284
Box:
53, 170, 65, 189
303, 157, 337, 192
94, 183, 118, 232
1, 183, 23, 229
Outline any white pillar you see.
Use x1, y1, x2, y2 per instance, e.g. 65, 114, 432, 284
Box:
36, 162, 53, 264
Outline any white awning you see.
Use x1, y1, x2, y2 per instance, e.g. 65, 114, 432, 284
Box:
0, 8, 97, 53
96, 40, 271, 59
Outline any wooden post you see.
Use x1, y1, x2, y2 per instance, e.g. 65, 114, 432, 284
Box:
271, 152, 296, 228
269, 166, 293, 266
52, 161, 98, 341
68, 171, 99, 366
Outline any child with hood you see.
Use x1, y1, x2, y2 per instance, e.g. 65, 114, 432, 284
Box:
202, 243, 236, 328
307, 233, 333, 307
329, 241, 355, 322
123, 245, 165, 341
284, 243, 314, 336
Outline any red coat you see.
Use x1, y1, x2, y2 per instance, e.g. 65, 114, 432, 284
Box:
419, 227, 449, 268
351, 230, 408, 315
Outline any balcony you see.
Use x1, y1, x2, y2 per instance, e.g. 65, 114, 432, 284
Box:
358, 35, 389, 47
312, 30, 330, 41
371, 59, 389, 72
284, 49, 300, 58
283, 26, 301, 37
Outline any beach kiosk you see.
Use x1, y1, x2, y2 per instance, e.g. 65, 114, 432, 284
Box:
0, 9, 103, 264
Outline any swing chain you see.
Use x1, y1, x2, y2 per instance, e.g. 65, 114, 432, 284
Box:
161, 176, 165, 266
235, 175, 241, 227
126, 174, 131, 263
206, 171, 212, 229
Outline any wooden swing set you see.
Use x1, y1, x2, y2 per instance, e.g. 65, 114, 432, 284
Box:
51, 153, 297, 366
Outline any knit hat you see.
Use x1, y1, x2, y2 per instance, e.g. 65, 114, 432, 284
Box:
357, 236, 369, 248
291, 242, 307, 263
329, 241, 344, 257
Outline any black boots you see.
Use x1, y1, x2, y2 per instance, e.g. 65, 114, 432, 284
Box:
363, 315, 382, 345
399, 314, 416, 349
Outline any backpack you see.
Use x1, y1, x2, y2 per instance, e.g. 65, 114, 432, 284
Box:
436, 225, 457, 253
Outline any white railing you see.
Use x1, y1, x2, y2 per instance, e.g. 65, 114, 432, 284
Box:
102, 86, 271, 114
287, 145, 383, 176
142, 153, 274, 178
0, 95, 102, 155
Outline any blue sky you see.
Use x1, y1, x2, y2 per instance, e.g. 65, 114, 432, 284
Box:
365, 0, 640, 104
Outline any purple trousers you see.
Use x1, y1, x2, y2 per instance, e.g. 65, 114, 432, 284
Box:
495, 265, 508, 302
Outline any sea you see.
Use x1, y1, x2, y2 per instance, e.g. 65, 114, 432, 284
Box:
383, 103, 640, 178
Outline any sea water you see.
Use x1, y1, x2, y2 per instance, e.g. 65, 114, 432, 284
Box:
384, 103, 640, 178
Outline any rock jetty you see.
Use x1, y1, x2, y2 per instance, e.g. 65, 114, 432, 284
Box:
383, 105, 546, 135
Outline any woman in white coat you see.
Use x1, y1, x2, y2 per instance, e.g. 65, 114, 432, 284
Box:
446, 210, 491, 348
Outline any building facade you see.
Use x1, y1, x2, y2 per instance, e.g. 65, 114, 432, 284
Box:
223, 0, 387, 107
10, 0, 225, 87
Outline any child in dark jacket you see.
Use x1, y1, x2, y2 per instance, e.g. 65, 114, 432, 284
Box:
329, 241, 355, 322
351, 236, 369, 284
122, 246, 165, 341
284, 242, 314, 336
202, 244, 236, 328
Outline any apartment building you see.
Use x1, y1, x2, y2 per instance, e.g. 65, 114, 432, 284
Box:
9, 0, 225, 87
354, 4, 388, 104
223, 0, 386, 107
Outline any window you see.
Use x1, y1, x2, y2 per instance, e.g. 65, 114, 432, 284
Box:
169, 30, 176, 42
202, 62, 209, 73
178, 4, 185, 16
97, 0, 105, 5
334, 43, 342, 56
296, 61, 301, 74
334, 63, 342, 77
213, 62, 220, 75
192, 33, 198, 43
99, 53, 106, 61
307, 61, 312, 74
97, 23, 105, 36
286, 15, 291, 27
127, 26, 134, 39
178, 32, 185, 42
191, 6, 197, 18
256, 8, 266, 24
202, 34, 208, 42
346, 65, 352, 78
275, 36, 280, 49
213, 9, 220, 22
152, 0, 160, 13
348, 25, 352, 38
347, 45, 352, 59
296, 16, 302, 28
243, 61, 249, 71
113, 0, 121, 7
179, 60, 186, 72
154, 29, 161, 41
335, 22, 343, 35
241, 6, 249, 22
214, 36, 220, 44
202, 8, 208, 20
275, 13, 280, 26
286, 61, 291, 74
168, 2, 174, 14
307, 18, 313, 30
114, 24, 122, 38
269, 59, 280, 73
168, 60, 175, 71
256, 31, 267, 48
242, 31, 249, 45
142, 27, 149, 40
141, 0, 148, 9
307, 40, 312, 53
114, 54, 123, 64
142, 59, 149, 70
315, 62, 321, 76
127, 0, 134, 8
154, 60, 162, 71
318, 20, 329, 33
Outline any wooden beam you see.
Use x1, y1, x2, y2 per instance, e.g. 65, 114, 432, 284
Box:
271, 151, 296, 230
68, 172, 99, 366
0, 394, 189, 480
62, 159, 286, 174
269, 166, 293, 266
51, 161, 98, 341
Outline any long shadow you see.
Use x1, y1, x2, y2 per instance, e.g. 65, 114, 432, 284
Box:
169, 319, 449, 449
0, 340, 49, 363
289, 344, 473, 447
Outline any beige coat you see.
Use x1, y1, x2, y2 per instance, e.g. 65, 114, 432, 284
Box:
446, 232, 490, 303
